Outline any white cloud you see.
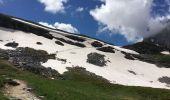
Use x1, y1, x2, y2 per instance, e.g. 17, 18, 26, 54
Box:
39, 22, 79, 33
90, 0, 170, 42
76, 7, 84, 12
39, 22, 55, 29
166, 0, 170, 13
38, 0, 68, 14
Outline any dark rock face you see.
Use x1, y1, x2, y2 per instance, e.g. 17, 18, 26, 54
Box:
123, 38, 170, 68
65, 35, 86, 42
0, 13, 53, 39
128, 70, 137, 75
5, 42, 19, 48
55, 37, 86, 48
74, 42, 86, 48
36, 42, 42, 45
124, 42, 167, 54
158, 76, 170, 85
144, 28, 170, 49
121, 51, 135, 60
124, 54, 135, 60
97, 46, 115, 53
55, 41, 64, 46
87, 52, 106, 67
123, 40, 170, 68
56, 57, 67, 64
91, 41, 103, 47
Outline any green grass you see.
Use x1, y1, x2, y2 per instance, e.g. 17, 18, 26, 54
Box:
148, 54, 170, 62
0, 76, 7, 100
0, 59, 170, 100
158, 55, 170, 63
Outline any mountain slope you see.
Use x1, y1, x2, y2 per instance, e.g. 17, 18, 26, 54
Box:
1, 59, 170, 100
0, 13, 170, 90
144, 27, 170, 49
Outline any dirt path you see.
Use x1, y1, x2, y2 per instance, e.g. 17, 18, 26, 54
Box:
4, 79, 41, 100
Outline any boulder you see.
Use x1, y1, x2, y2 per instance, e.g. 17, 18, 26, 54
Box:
87, 52, 106, 67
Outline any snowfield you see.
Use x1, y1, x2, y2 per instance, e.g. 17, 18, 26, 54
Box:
1, 18, 170, 90
161, 51, 170, 55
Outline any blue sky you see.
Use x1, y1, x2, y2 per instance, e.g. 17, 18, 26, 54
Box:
0, 0, 170, 46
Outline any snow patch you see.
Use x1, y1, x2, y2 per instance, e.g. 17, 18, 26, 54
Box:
161, 51, 170, 55
113, 46, 139, 54
1, 26, 170, 90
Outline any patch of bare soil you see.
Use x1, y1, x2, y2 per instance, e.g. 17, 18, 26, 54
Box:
4, 79, 41, 100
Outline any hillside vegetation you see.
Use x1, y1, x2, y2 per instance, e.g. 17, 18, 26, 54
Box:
124, 42, 170, 68
0, 59, 170, 100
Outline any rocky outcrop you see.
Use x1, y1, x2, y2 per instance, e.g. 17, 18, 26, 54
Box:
97, 46, 115, 53
158, 76, 170, 85
124, 42, 167, 54
87, 52, 106, 67
0, 47, 62, 79
144, 27, 170, 49
5, 42, 19, 48
65, 35, 86, 42
0, 13, 53, 39
91, 41, 103, 47
55, 41, 64, 46
36, 42, 43, 45
55, 37, 86, 48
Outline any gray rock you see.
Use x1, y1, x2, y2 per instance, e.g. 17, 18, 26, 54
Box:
87, 52, 106, 67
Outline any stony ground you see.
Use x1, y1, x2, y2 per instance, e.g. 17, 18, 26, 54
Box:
4, 79, 40, 100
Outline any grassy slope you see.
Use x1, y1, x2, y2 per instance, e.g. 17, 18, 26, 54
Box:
0, 60, 170, 100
